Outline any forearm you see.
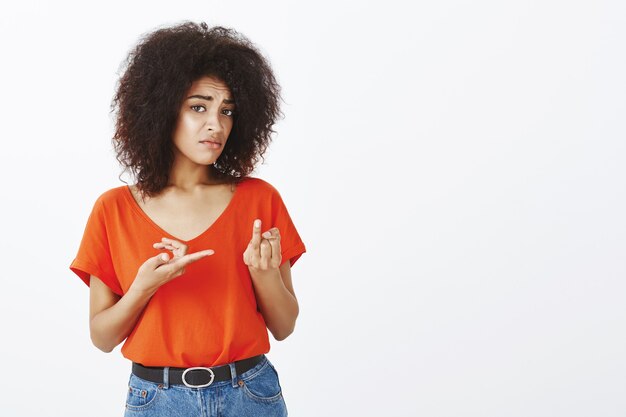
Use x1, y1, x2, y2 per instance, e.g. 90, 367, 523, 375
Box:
250, 270, 299, 341
90, 286, 155, 352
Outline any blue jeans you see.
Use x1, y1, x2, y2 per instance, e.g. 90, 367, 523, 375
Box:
124, 355, 288, 417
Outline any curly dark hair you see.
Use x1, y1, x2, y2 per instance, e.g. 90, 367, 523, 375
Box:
111, 21, 283, 198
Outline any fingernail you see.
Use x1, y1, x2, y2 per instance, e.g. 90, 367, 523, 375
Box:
254, 219, 261, 228
161, 254, 168, 261
262, 232, 271, 238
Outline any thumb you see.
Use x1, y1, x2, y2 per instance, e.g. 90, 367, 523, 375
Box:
151, 252, 170, 267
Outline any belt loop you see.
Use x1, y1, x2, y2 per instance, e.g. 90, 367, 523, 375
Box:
163, 366, 170, 389
228, 362, 238, 388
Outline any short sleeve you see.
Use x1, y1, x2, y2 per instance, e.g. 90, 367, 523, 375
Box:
270, 188, 306, 268
69, 195, 123, 296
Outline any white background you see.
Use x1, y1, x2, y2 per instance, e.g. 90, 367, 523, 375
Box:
0, 1, 625, 416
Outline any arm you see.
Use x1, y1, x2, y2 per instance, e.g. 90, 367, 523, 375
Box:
249, 260, 299, 341
244, 219, 300, 341
89, 275, 155, 353
89, 241, 215, 352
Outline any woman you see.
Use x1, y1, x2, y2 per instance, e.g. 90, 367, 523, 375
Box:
69, 21, 306, 416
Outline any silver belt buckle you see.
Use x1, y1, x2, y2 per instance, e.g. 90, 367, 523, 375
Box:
181, 367, 215, 388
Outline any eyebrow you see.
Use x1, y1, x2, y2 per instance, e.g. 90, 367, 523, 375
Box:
187, 94, 236, 105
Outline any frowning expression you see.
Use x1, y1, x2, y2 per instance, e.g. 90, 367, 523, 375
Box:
171, 75, 236, 165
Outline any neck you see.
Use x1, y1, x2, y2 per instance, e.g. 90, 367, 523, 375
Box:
167, 161, 222, 191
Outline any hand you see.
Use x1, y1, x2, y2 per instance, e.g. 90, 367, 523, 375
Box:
131, 237, 214, 294
243, 219, 282, 273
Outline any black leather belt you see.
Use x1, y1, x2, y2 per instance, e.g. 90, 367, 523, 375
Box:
132, 354, 264, 388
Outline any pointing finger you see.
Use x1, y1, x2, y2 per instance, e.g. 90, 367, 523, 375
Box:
186, 249, 215, 262
168, 249, 214, 270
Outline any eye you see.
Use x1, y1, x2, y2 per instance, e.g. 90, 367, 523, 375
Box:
223, 108, 235, 117
191, 105, 206, 112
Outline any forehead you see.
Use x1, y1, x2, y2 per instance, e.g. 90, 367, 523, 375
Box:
188, 75, 232, 96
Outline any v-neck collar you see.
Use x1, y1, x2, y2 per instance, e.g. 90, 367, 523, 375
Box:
122, 180, 245, 244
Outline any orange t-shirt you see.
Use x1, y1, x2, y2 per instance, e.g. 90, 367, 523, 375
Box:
69, 177, 306, 367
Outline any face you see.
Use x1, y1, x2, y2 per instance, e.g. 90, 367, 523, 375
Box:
171, 75, 236, 166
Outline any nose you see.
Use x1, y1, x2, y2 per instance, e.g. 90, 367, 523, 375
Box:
204, 107, 223, 133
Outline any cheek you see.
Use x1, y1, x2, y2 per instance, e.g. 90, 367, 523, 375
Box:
175, 115, 203, 140
172, 117, 196, 145
224, 119, 235, 136
180, 112, 201, 130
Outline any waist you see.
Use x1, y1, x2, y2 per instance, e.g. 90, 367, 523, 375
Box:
131, 354, 266, 388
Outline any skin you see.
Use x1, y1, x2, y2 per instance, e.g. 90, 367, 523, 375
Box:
89, 75, 299, 353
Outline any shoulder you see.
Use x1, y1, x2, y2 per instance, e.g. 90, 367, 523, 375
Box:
90, 185, 130, 211
240, 176, 280, 196
238, 177, 289, 211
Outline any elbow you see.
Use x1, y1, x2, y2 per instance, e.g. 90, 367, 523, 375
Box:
98, 345, 114, 354
90, 332, 115, 353
272, 328, 293, 341
89, 323, 117, 353
271, 315, 298, 341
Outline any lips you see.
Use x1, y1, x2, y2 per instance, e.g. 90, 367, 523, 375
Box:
199, 139, 222, 150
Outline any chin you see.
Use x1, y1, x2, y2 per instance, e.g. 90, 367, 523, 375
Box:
194, 154, 221, 165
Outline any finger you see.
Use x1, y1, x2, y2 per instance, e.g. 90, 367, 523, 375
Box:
149, 252, 171, 269
161, 237, 188, 254
243, 242, 254, 266
259, 239, 272, 268
153, 242, 176, 251
266, 235, 281, 265
261, 227, 281, 242
250, 219, 262, 250
186, 249, 215, 262
169, 249, 215, 270
261, 229, 281, 265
